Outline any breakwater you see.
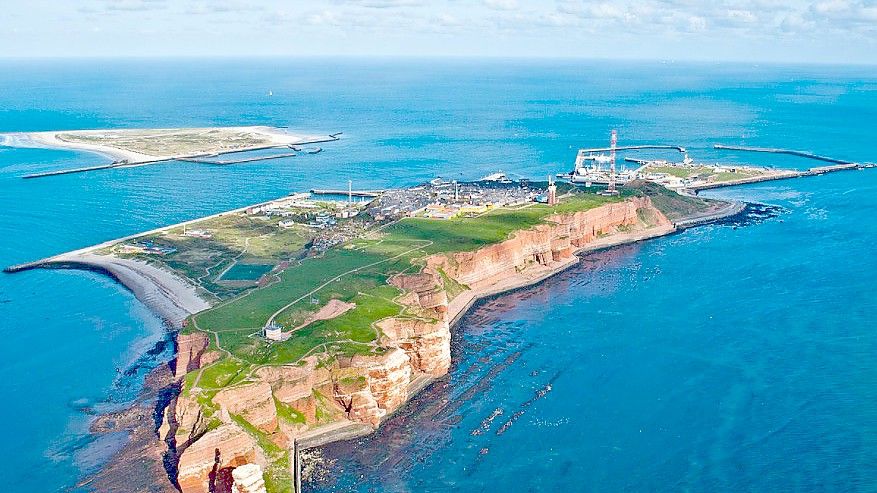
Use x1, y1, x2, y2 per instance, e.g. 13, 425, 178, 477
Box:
180, 152, 297, 165
713, 144, 854, 165
582, 144, 687, 153
22, 158, 171, 179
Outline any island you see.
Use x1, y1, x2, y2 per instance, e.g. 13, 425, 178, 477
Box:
6, 126, 874, 492
2, 126, 340, 179
5, 176, 739, 493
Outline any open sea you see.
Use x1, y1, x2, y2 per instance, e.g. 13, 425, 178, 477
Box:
0, 59, 875, 492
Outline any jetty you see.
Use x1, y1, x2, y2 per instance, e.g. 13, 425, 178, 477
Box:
22, 159, 170, 179
180, 152, 297, 165
582, 144, 687, 154
713, 144, 854, 165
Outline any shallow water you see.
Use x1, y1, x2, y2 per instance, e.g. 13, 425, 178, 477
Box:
0, 59, 874, 491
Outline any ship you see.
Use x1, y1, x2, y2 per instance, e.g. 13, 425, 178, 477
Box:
479, 171, 512, 183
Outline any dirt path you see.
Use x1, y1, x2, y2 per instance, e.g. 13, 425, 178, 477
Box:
264, 240, 432, 326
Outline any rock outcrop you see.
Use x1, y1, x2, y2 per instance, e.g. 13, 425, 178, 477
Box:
177, 422, 267, 493
256, 360, 334, 425
231, 463, 267, 493
173, 393, 212, 451
333, 348, 413, 426
429, 198, 656, 290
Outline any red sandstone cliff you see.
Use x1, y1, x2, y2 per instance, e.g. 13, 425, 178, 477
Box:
171, 197, 672, 491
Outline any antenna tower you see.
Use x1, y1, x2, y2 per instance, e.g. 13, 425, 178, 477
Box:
608, 130, 618, 194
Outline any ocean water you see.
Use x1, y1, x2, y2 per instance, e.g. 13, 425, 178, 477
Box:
0, 59, 874, 492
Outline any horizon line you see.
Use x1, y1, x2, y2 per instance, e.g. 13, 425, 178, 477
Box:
0, 54, 875, 68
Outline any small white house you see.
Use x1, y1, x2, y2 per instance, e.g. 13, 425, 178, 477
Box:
264, 322, 283, 341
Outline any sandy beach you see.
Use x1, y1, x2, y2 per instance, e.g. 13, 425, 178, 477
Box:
50, 253, 211, 326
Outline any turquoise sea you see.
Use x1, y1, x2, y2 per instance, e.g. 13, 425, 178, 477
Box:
0, 59, 875, 492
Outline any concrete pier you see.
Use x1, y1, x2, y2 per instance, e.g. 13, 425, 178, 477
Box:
713, 144, 854, 165
582, 144, 687, 154
180, 152, 297, 165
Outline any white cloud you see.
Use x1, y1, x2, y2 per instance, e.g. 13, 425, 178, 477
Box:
484, 0, 519, 11
1, 0, 875, 62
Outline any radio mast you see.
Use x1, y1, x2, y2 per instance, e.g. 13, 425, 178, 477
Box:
608, 129, 618, 194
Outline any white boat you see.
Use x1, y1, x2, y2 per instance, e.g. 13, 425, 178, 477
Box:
480, 171, 508, 182
585, 154, 613, 164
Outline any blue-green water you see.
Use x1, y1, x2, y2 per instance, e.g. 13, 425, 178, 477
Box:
0, 60, 875, 492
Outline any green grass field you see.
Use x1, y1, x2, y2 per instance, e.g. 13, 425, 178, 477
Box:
645, 165, 762, 182
384, 194, 620, 254
221, 263, 274, 281
182, 190, 629, 394
625, 180, 719, 221
115, 212, 314, 299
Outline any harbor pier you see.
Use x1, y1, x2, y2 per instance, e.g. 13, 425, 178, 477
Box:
713, 144, 855, 165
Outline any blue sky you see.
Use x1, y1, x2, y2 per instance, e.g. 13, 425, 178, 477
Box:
2, 0, 876, 63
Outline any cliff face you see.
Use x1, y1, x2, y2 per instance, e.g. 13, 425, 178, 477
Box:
177, 421, 267, 493
213, 382, 279, 433
333, 348, 413, 426
172, 197, 671, 492
428, 198, 659, 290
175, 332, 210, 379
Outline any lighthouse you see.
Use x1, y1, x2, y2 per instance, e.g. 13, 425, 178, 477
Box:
547, 175, 558, 206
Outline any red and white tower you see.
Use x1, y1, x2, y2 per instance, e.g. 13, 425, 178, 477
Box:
608, 129, 618, 194
547, 175, 557, 205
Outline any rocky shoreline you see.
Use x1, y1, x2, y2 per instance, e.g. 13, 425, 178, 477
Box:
78, 363, 180, 493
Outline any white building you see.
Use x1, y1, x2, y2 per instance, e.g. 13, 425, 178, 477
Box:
264, 322, 283, 341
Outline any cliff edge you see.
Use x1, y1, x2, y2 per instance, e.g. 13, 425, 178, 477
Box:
169, 195, 677, 493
